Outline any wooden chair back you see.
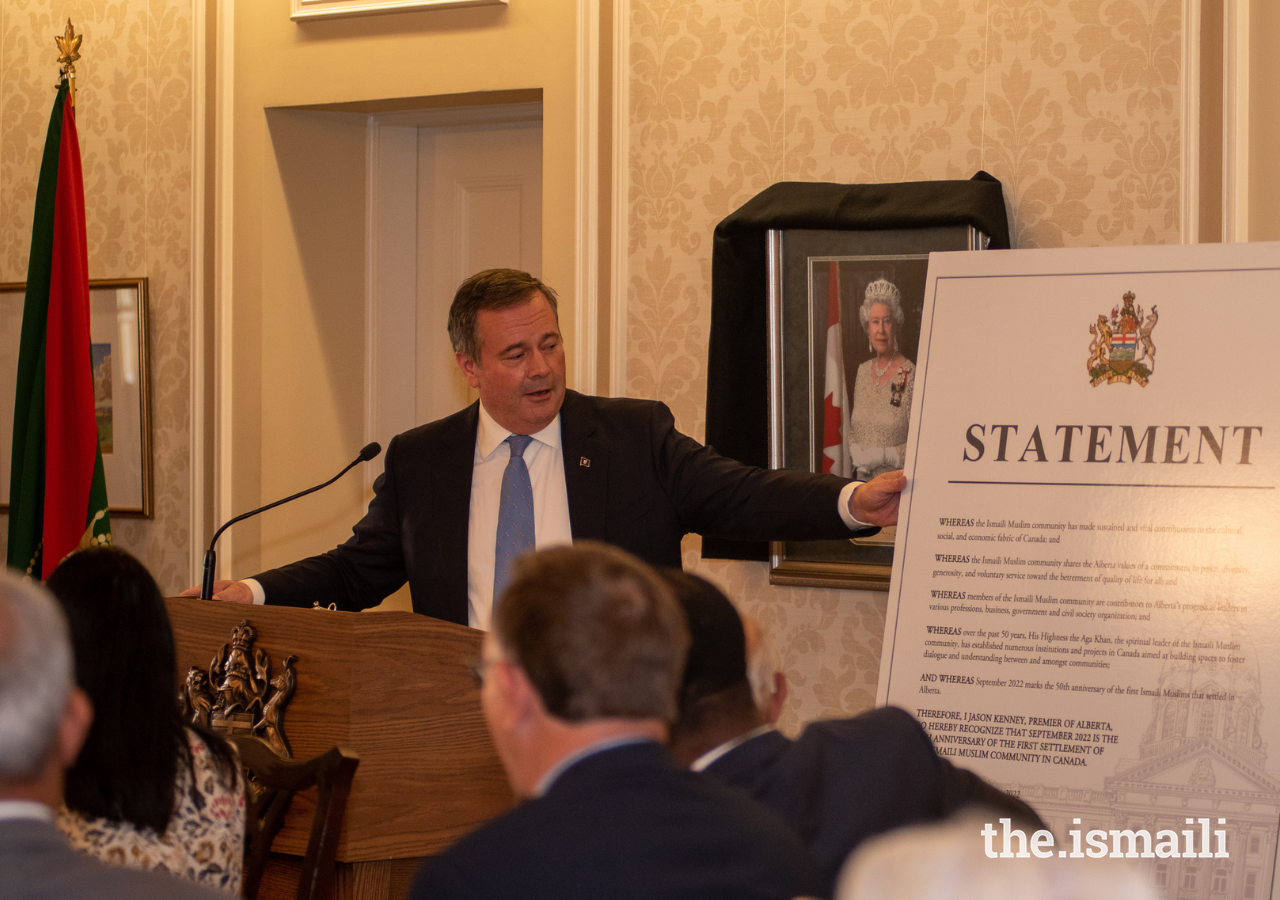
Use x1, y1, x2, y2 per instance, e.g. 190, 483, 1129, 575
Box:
230, 735, 360, 900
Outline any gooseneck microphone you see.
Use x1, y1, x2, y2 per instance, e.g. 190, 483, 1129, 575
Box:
199, 442, 382, 603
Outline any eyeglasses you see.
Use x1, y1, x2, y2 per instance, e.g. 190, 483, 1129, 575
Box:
467, 657, 496, 688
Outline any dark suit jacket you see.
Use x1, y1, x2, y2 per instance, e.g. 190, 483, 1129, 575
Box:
0, 817, 222, 900
701, 707, 1046, 897
410, 741, 824, 900
256, 390, 869, 622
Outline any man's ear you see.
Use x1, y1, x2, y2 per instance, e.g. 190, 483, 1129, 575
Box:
456, 351, 482, 389
492, 660, 541, 732
767, 671, 787, 725
57, 688, 93, 767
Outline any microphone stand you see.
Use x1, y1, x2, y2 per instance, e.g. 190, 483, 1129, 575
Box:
200, 442, 381, 602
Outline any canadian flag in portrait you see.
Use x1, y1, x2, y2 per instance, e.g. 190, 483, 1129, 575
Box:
820, 260, 849, 476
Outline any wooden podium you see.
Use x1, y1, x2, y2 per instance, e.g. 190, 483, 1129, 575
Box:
165, 598, 513, 900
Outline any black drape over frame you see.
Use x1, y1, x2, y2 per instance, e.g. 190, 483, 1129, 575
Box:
703, 172, 1012, 561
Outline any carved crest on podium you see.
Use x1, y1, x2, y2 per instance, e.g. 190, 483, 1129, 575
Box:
1087, 291, 1159, 387
179, 618, 298, 758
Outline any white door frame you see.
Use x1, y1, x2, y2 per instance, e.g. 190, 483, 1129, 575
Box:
1222, 0, 1249, 242
609, 0, 631, 397
1183, 0, 1251, 244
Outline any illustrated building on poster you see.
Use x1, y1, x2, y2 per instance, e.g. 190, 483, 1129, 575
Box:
961, 616, 1280, 900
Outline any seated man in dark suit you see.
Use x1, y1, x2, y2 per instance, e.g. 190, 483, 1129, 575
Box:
664, 571, 1046, 898
0, 571, 220, 900
410, 543, 824, 900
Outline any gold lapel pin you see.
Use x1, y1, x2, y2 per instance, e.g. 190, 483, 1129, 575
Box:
580, 457, 591, 467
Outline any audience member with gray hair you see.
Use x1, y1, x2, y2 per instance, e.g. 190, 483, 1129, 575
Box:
0, 569, 219, 900
0, 571, 75, 780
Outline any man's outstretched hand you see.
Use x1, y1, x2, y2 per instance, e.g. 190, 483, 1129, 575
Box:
178, 580, 254, 604
849, 469, 906, 527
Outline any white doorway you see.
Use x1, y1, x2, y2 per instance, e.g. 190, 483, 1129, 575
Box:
365, 102, 543, 469
364, 102, 542, 612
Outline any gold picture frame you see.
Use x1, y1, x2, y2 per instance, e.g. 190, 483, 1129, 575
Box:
290, 0, 505, 21
0, 278, 153, 518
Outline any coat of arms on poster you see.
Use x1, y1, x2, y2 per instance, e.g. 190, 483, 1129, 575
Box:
1088, 291, 1159, 387
180, 619, 298, 758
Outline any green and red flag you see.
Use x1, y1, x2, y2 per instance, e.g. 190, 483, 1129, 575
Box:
7, 78, 110, 579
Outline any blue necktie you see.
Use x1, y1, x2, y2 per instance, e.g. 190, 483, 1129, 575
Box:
493, 434, 535, 604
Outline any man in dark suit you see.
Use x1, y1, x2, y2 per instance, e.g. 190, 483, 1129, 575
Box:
0, 572, 220, 900
664, 571, 1046, 898
194, 269, 904, 626
410, 543, 824, 900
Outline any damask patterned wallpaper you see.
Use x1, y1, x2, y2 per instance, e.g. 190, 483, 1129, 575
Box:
0, 0, 1182, 692
0, 0, 194, 591
628, 0, 1182, 732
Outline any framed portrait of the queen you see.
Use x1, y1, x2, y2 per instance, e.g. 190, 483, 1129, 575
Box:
767, 227, 986, 590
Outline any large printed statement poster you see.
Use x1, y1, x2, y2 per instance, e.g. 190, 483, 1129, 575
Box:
878, 244, 1280, 899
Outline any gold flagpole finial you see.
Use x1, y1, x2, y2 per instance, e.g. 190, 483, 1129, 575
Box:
55, 19, 82, 106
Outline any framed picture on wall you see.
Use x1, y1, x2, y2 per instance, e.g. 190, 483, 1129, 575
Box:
767, 228, 986, 590
290, 0, 506, 22
0, 278, 153, 517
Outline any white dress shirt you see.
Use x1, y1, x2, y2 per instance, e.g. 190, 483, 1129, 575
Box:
465, 403, 574, 630
689, 723, 776, 772
248, 402, 870, 620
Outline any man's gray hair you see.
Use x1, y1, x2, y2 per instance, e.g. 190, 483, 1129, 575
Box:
0, 570, 73, 779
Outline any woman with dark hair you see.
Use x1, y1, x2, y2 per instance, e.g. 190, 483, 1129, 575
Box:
47, 546, 244, 893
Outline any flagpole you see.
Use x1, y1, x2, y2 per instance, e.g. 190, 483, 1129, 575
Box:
7, 18, 110, 578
